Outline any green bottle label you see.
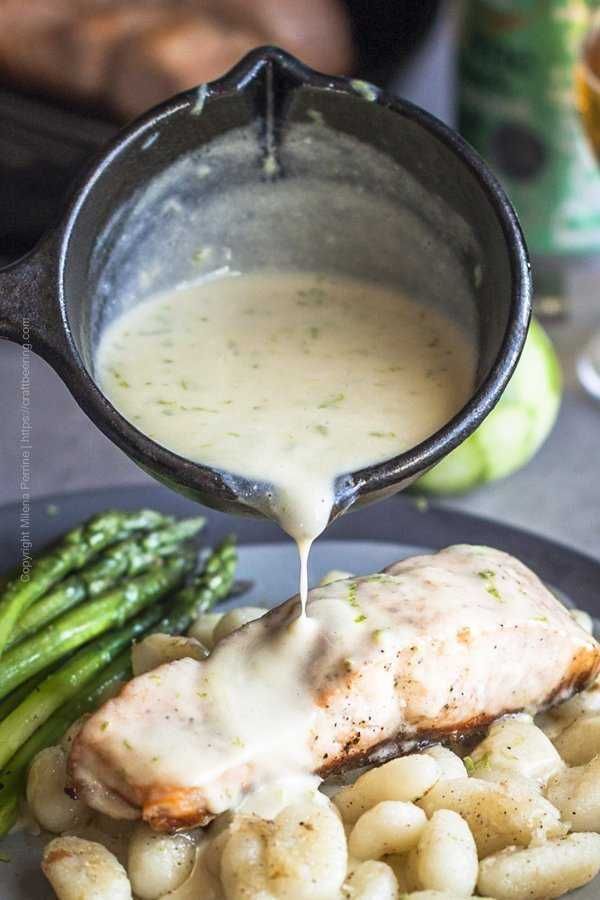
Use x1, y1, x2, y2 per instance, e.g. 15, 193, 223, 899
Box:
459, 0, 600, 256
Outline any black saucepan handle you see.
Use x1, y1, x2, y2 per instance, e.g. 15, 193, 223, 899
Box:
0, 235, 73, 374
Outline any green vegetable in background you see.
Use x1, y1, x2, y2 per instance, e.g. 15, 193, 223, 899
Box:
418, 319, 562, 495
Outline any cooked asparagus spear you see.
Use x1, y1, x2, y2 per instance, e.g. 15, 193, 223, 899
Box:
7, 517, 205, 649
0, 509, 171, 656
0, 668, 54, 722
0, 550, 195, 700
155, 535, 237, 635
0, 650, 131, 838
0, 537, 237, 838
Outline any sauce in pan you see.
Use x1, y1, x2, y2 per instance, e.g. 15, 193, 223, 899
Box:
97, 271, 475, 610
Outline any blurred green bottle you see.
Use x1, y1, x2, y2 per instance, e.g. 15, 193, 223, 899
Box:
458, 0, 600, 315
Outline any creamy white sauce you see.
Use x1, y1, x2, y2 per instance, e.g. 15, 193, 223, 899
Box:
96, 271, 475, 609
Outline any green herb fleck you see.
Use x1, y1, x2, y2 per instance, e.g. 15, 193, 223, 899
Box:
372, 628, 389, 644
318, 393, 345, 409
347, 583, 359, 609
369, 431, 397, 439
350, 79, 378, 101
346, 583, 367, 623
193, 246, 212, 264
309, 326, 320, 339
109, 367, 130, 389
470, 751, 493, 774
314, 424, 329, 436
101, 721, 109, 732
464, 756, 475, 776
478, 570, 504, 602
297, 286, 326, 306
123, 739, 133, 750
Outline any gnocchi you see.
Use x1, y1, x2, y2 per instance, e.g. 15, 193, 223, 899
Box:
553, 713, 600, 766
131, 633, 207, 676
127, 822, 196, 899
221, 801, 347, 900
469, 715, 564, 784
212, 607, 269, 644
155, 842, 221, 900
335, 754, 440, 824
545, 754, 600, 831
402, 894, 494, 900
27, 746, 90, 834
348, 801, 426, 859
477, 833, 600, 900
536, 680, 600, 740
187, 611, 224, 650
42, 836, 132, 900
418, 776, 565, 857
422, 745, 466, 781
343, 859, 398, 899
408, 809, 477, 896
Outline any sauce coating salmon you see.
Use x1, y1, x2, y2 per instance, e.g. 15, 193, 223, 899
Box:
69, 545, 600, 831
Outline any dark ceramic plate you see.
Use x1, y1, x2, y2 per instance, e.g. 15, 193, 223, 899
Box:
0, 485, 598, 898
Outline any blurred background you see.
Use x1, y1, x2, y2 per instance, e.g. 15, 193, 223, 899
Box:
0, 0, 599, 556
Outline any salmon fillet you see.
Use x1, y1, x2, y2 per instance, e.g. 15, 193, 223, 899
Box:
69, 545, 600, 830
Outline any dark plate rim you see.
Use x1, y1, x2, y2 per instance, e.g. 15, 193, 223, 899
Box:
0, 484, 597, 610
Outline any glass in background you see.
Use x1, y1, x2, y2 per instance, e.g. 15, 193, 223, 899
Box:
458, 0, 600, 321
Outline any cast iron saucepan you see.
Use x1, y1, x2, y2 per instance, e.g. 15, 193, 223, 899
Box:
0, 47, 531, 522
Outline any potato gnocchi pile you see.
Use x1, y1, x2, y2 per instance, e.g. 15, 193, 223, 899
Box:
33, 604, 600, 900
